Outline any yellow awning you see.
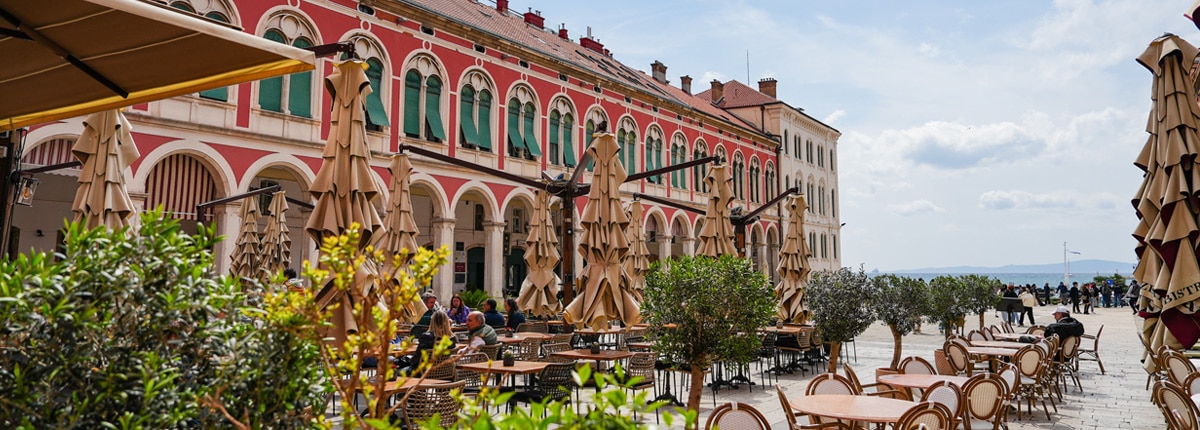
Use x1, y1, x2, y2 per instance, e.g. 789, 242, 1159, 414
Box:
0, 0, 317, 131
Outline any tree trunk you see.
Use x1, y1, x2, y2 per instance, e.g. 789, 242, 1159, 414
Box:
889, 325, 903, 370
687, 364, 706, 426
827, 342, 841, 373
979, 312, 985, 330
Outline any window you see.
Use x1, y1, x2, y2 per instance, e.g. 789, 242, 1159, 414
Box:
806, 140, 813, 163
171, 1, 234, 101
644, 126, 663, 184
693, 142, 709, 192
512, 208, 523, 233
819, 185, 826, 215
748, 160, 760, 203
782, 130, 788, 155
474, 204, 484, 230
548, 98, 576, 166
259, 19, 315, 117
818, 145, 825, 167
765, 165, 775, 201
809, 232, 817, 257
794, 136, 801, 160
583, 108, 607, 171
505, 86, 540, 160
807, 183, 815, 213
830, 148, 836, 172
616, 118, 638, 175
831, 189, 836, 217
670, 133, 686, 189
458, 72, 494, 151
821, 234, 828, 259
731, 153, 745, 201
832, 234, 838, 259
401, 55, 447, 141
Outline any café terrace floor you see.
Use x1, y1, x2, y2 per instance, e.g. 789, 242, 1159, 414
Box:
331, 304, 1164, 429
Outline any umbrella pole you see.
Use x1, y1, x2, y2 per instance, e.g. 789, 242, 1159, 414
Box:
0, 128, 26, 259
561, 195, 575, 304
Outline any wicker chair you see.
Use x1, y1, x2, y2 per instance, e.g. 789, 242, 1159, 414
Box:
540, 342, 574, 363
516, 321, 548, 333
1153, 380, 1200, 430
898, 356, 936, 375
455, 352, 489, 392
516, 337, 543, 362
1184, 373, 1200, 397
1012, 345, 1054, 420
1163, 350, 1198, 387
1055, 335, 1083, 392
842, 363, 904, 398
805, 372, 856, 396
944, 340, 974, 376
403, 380, 465, 429
894, 401, 953, 430
476, 344, 502, 361
548, 333, 575, 346
967, 330, 988, 343
424, 354, 457, 381
919, 380, 964, 429
995, 362, 1019, 423
704, 402, 771, 430
510, 361, 577, 405
1076, 325, 1105, 374
962, 373, 1007, 430
1026, 325, 1046, 336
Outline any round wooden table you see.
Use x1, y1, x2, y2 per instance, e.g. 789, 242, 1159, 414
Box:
968, 347, 1019, 358
970, 340, 1028, 349
497, 332, 554, 345
878, 373, 971, 389
789, 394, 916, 424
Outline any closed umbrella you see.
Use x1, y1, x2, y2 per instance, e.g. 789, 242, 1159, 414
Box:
696, 164, 738, 258
775, 194, 812, 323
624, 199, 650, 302
307, 60, 386, 347
71, 109, 139, 230
259, 191, 291, 281
518, 190, 562, 317
565, 133, 640, 328
374, 153, 425, 322
229, 194, 260, 279
1133, 34, 1200, 355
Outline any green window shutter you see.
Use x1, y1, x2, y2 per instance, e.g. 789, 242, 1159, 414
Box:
522, 103, 541, 157
476, 91, 493, 150
585, 120, 595, 171
425, 76, 446, 141
459, 86, 480, 147
562, 114, 575, 166
364, 59, 390, 127
287, 38, 313, 117
548, 111, 560, 165
258, 30, 286, 111
403, 70, 421, 136
198, 12, 230, 101
506, 99, 523, 156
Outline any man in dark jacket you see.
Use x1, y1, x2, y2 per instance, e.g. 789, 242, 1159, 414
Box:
482, 298, 506, 328
1045, 306, 1085, 340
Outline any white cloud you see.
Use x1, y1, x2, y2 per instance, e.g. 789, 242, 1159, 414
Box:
919, 42, 940, 57
978, 190, 1077, 210
824, 109, 846, 124
888, 200, 946, 216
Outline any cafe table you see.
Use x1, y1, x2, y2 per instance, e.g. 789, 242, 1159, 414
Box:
969, 340, 1029, 349
551, 349, 634, 373
497, 332, 554, 345
457, 360, 550, 388
789, 394, 916, 425
992, 332, 1040, 341
967, 347, 1019, 359
877, 373, 971, 389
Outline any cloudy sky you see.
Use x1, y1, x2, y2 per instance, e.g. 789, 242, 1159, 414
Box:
520, 0, 1197, 271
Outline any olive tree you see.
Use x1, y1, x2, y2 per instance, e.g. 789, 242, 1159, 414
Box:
807, 267, 875, 373
960, 274, 1001, 330
642, 255, 774, 417
925, 275, 971, 338
870, 274, 929, 369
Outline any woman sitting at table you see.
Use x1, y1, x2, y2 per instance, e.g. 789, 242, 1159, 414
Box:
446, 294, 471, 325
505, 298, 527, 332
397, 312, 456, 377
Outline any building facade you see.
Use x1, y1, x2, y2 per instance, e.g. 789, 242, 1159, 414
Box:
14, 0, 840, 299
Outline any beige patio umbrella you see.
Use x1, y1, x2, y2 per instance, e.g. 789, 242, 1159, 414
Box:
71, 109, 139, 230
696, 164, 738, 258
775, 194, 812, 323
1132, 33, 1200, 358
307, 60, 386, 347
518, 189, 563, 317
229, 194, 260, 279
258, 191, 291, 282
373, 153, 425, 322
624, 199, 650, 302
565, 133, 640, 328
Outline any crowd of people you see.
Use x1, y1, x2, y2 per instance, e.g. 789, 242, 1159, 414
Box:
388, 293, 534, 376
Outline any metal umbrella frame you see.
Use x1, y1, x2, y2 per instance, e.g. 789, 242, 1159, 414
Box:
70, 109, 139, 230
1133, 33, 1200, 353
229, 194, 260, 280
775, 194, 812, 324
564, 133, 640, 329
517, 189, 563, 317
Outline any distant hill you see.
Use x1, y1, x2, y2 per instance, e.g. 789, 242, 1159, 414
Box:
887, 259, 1134, 275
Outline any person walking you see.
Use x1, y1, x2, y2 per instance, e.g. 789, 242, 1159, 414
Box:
1042, 283, 1052, 306
1019, 287, 1038, 326
1101, 281, 1113, 308
1069, 282, 1082, 313
1057, 282, 1069, 305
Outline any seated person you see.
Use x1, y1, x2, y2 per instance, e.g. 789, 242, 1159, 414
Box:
1044, 306, 1084, 355
397, 312, 456, 376
505, 298, 526, 332
445, 294, 471, 325
465, 311, 498, 350
411, 293, 439, 336
482, 298, 506, 329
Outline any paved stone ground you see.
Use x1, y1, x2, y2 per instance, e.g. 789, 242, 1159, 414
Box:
675, 304, 1165, 430
328, 304, 1166, 429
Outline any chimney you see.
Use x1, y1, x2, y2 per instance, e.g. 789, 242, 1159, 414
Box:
710, 80, 724, 104
558, 24, 568, 40
580, 26, 604, 54
523, 8, 544, 29
680, 75, 692, 95
650, 61, 668, 84
757, 77, 777, 98
495, 0, 508, 13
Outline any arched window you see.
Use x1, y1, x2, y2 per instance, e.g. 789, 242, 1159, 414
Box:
644, 126, 663, 183
459, 72, 494, 151
830, 148, 836, 172
806, 140, 814, 163
670, 133, 687, 190
818, 145, 825, 167
259, 15, 316, 117
583, 108, 607, 171
505, 86, 540, 160
821, 234, 828, 259
764, 163, 775, 201
782, 130, 788, 155
693, 141, 708, 193
731, 153, 745, 202
172, 1, 235, 101
830, 188, 837, 218
548, 98, 576, 166
818, 185, 826, 215
809, 232, 817, 258
794, 136, 801, 160
832, 234, 838, 259
748, 159, 760, 203
616, 117, 637, 174
402, 55, 446, 141
807, 182, 815, 213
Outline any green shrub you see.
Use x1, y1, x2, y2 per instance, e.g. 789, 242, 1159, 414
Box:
457, 289, 490, 309
807, 267, 875, 372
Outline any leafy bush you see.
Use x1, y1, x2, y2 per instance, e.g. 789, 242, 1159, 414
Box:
642, 254, 774, 413
457, 288, 490, 309
959, 274, 1001, 330
807, 267, 875, 372
0, 211, 328, 428
870, 274, 929, 369
925, 275, 970, 337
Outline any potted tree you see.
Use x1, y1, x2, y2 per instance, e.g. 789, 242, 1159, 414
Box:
643, 255, 774, 419
807, 267, 876, 373
960, 274, 1001, 330
925, 275, 969, 338
870, 274, 929, 370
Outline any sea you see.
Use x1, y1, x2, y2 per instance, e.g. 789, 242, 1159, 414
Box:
870, 272, 1131, 287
